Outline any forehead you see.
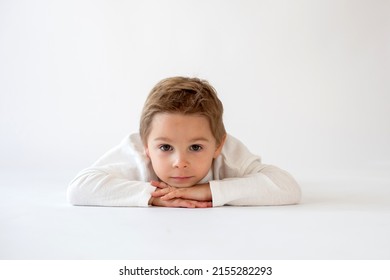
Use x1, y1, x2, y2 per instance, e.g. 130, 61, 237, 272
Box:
148, 113, 215, 142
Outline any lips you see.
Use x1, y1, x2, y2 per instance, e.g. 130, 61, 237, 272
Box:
169, 176, 195, 184
170, 176, 193, 180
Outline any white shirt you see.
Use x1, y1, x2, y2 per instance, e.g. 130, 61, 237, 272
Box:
67, 134, 301, 207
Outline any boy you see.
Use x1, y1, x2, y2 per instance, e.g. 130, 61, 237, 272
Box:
68, 77, 301, 207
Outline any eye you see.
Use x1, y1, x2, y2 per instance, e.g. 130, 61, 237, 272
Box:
189, 145, 203, 152
159, 144, 173, 152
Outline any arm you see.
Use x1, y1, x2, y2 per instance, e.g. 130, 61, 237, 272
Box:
67, 168, 156, 207
68, 169, 212, 208
209, 135, 301, 206
210, 164, 301, 206
67, 134, 156, 207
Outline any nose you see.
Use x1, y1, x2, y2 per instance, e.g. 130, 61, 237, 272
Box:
173, 152, 189, 168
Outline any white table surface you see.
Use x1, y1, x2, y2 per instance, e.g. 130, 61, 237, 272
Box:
1, 173, 389, 260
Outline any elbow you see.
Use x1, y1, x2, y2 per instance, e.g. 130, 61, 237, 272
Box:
67, 182, 80, 205
287, 183, 302, 205
268, 185, 301, 206
66, 170, 109, 206
277, 176, 302, 205
260, 165, 302, 205
67, 176, 89, 206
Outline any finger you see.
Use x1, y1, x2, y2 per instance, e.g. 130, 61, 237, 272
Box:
155, 197, 212, 209
170, 199, 195, 208
194, 201, 212, 208
150, 180, 170, 189
151, 188, 171, 197
150, 180, 163, 188
175, 199, 211, 208
177, 198, 202, 208
161, 190, 183, 201
205, 201, 213, 208
183, 202, 196, 208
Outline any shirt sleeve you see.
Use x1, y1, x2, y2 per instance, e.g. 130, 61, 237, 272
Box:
67, 134, 156, 207
210, 165, 301, 206
209, 135, 301, 207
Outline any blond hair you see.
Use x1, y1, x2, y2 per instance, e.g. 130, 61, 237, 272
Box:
139, 77, 226, 145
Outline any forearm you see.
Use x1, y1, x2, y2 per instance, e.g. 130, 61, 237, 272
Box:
210, 166, 301, 206
68, 169, 155, 207
185, 183, 212, 201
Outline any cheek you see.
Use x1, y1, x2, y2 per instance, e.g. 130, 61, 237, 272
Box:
197, 154, 214, 170
149, 153, 169, 170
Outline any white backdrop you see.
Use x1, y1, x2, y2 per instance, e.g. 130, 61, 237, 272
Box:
1, 0, 389, 183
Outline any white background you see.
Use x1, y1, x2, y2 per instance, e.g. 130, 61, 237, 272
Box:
1, 0, 389, 183
1, 1, 390, 265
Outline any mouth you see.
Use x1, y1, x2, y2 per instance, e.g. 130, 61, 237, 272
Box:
170, 176, 194, 181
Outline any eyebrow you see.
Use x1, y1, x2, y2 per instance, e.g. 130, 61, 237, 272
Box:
153, 137, 210, 143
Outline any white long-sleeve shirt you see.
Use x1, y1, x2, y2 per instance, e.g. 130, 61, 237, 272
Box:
67, 134, 301, 207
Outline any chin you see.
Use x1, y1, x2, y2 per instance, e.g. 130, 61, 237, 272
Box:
167, 180, 200, 188
171, 183, 194, 188
158, 175, 203, 188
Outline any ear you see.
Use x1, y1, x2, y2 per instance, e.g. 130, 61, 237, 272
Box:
213, 134, 227, 159
144, 146, 150, 158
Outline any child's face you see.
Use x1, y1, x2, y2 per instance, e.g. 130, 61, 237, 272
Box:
145, 113, 224, 188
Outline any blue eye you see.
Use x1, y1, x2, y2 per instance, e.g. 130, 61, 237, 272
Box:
159, 144, 173, 152
189, 145, 202, 152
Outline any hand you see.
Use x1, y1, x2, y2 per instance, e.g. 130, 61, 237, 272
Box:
149, 181, 212, 208
149, 196, 212, 208
151, 181, 212, 202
